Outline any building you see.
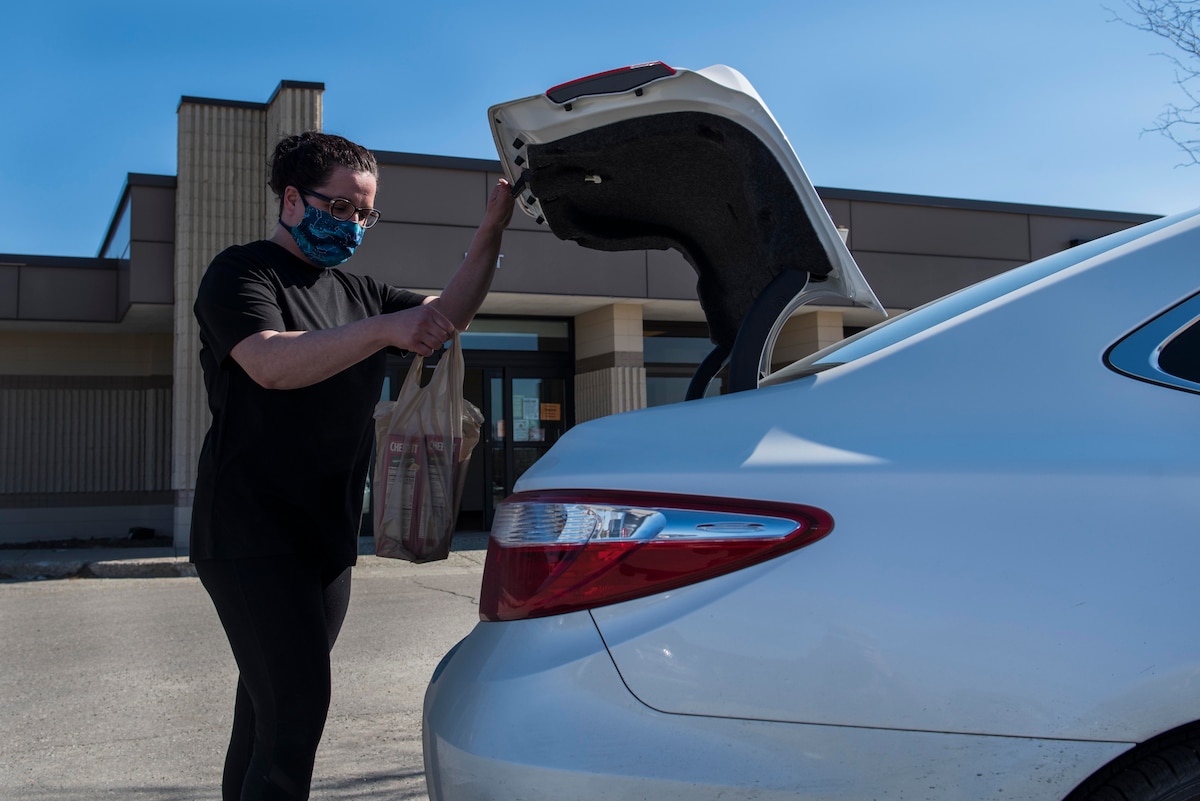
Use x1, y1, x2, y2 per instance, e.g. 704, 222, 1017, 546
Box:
0, 80, 1158, 548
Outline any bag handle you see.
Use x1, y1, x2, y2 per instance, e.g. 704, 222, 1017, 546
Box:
421, 330, 464, 383
397, 350, 425, 397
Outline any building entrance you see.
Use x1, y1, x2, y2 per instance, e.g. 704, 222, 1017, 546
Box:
473, 367, 570, 528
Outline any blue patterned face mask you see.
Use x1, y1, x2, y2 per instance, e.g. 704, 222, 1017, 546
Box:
283, 198, 364, 268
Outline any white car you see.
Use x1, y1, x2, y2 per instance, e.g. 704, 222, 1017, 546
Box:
422, 63, 1200, 801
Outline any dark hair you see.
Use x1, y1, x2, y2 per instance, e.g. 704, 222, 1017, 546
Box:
268, 131, 379, 212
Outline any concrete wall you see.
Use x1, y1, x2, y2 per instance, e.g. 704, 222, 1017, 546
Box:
0, 332, 174, 544
0, 256, 121, 323
126, 181, 176, 308
820, 190, 1151, 311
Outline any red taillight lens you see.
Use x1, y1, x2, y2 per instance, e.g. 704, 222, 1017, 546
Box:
479, 490, 833, 622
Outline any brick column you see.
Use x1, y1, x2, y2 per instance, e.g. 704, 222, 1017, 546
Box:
264, 83, 323, 235
770, 310, 846, 370
573, 304, 646, 424
171, 81, 322, 549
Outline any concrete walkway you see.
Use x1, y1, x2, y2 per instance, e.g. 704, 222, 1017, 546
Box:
0, 532, 490, 581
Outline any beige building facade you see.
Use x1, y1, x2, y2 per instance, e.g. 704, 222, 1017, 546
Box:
0, 80, 1158, 548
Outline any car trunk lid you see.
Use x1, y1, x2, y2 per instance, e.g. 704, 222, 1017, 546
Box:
488, 63, 885, 390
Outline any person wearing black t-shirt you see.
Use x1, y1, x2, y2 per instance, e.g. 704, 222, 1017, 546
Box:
191, 131, 514, 801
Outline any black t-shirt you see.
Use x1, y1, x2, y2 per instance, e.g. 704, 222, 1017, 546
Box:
190, 240, 425, 569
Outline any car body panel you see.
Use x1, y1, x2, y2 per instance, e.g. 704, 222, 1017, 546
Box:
512, 212, 1200, 741
423, 617, 1129, 801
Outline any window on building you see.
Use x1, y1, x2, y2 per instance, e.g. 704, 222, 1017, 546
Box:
643, 321, 726, 407
460, 318, 570, 352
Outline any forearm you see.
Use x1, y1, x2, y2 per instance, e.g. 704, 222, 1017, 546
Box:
435, 223, 504, 329
434, 179, 515, 329
231, 318, 390, 390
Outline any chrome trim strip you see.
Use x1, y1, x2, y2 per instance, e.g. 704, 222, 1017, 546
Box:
1106, 294, 1200, 395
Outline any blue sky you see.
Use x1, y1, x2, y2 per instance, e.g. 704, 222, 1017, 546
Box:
1, 0, 1196, 257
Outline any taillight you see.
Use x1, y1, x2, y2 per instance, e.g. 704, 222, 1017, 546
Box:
479, 490, 833, 622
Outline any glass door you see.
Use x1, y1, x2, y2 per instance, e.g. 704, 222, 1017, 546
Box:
486, 369, 569, 525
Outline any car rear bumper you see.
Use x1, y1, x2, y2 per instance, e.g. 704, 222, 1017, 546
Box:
422, 614, 1129, 801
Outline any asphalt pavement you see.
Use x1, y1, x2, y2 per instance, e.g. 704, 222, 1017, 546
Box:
0, 534, 490, 800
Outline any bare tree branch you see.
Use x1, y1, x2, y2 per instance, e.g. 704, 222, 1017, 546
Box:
1111, 0, 1200, 165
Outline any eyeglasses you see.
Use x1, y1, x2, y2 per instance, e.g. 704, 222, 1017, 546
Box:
300, 188, 382, 229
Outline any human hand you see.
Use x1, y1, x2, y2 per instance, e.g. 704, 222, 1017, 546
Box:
482, 178, 516, 232
387, 303, 455, 356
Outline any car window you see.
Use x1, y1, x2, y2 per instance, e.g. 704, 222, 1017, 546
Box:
1106, 292, 1200, 395
764, 212, 1184, 386
1158, 318, 1200, 383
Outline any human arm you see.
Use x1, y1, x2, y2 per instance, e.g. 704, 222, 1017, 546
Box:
230, 303, 455, 390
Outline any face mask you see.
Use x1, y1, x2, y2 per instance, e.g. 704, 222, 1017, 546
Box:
283, 199, 364, 268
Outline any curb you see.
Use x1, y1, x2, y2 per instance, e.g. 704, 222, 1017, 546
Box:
0, 559, 88, 581
85, 557, 198, 579
0, 535, 490, 582
0, 556, 197, 581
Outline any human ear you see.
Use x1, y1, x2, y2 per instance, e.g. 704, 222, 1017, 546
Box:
280, 186, 304, 226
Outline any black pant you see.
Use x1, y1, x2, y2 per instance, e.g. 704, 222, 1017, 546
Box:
196, 555, 352, 801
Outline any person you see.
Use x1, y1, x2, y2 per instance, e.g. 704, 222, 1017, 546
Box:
190, 130, 514, 801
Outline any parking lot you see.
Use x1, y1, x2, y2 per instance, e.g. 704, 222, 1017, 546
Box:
0, 552, 485, 800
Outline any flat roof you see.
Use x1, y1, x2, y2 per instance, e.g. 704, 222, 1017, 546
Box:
372, 150, 1159, 223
